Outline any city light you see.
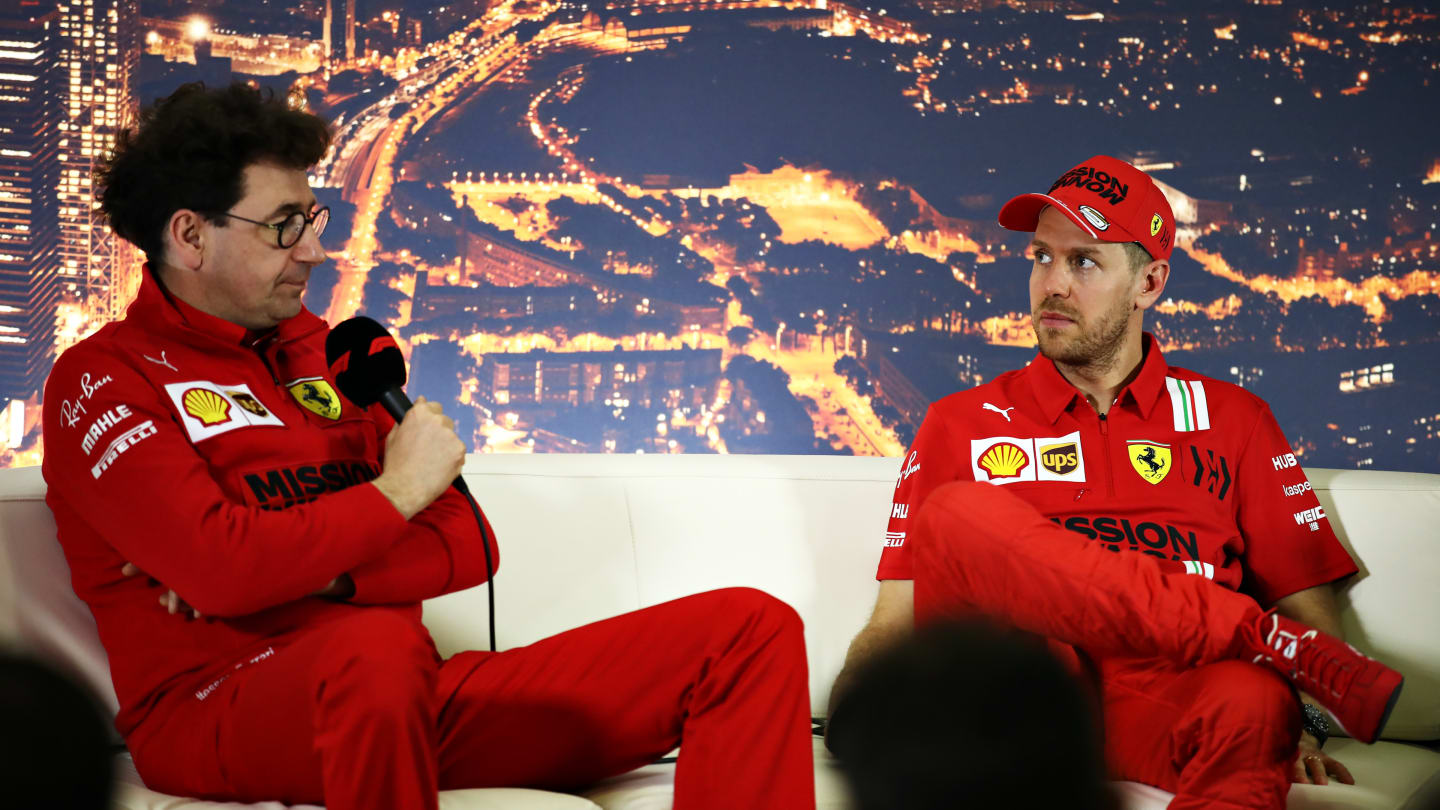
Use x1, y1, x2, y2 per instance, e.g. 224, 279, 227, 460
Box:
186, 17, 211, 42
3, 0, 1435, 467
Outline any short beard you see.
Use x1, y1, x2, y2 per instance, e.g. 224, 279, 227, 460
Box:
1033, 297, 1131, 376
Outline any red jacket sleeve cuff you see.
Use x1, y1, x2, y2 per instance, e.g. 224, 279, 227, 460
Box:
347, 526, 451, 604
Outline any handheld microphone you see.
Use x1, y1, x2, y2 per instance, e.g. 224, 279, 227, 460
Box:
325, 316, 469, 496
325, 316, 497, 651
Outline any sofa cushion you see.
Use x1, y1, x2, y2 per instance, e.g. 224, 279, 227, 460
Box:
581, 738, 853, 810
1119, 738, 1440, 809
2, 458, 1438, 810
1311, 469, 1440, 741
112, 784, 600, 810
0, 466, 119, 720
113, 754, 601, 810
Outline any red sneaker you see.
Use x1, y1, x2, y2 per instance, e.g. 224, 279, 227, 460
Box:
1250, 610, 1403, 743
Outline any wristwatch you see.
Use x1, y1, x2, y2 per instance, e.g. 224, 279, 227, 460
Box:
1301, 702, 1330, 748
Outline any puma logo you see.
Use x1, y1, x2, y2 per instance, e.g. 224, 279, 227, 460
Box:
143, 351, 178, 372
983, 403, 1015, 422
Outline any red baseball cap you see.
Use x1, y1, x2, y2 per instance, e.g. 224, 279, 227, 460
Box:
997, 155, 1175, 261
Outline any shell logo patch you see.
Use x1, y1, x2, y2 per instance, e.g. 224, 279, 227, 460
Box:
182, 388, 232, 426
978, 442, 1030, 479
164, 381, 285, 443
1150, 213, 1163, 237
288, 378, 342, 420
1128, 440, 1172, 484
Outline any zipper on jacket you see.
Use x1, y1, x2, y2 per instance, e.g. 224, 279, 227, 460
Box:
1098, 411, 1116, 497
248, 334, 282, 386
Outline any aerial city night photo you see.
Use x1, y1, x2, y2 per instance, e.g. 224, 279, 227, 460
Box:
2, 0, 1438, 471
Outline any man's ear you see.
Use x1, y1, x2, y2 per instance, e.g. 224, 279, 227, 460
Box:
1134, 259, 1170, 312
162, 209, 207, 272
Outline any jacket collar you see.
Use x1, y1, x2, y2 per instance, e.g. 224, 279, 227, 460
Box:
129, 265, 326, 350
1026, 332, 1170, 424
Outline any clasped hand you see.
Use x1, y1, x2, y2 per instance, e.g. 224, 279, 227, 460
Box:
121, 563, 350, 619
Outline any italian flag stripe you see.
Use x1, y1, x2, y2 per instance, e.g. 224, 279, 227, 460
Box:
1190, 380, 1210, 430
1166, 377, 1210, 432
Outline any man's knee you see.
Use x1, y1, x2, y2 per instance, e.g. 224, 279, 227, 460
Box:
315, 611, 438, 709
1187, 660, 1301, 738
700, 587, 805, 646
910, 481, 999, 558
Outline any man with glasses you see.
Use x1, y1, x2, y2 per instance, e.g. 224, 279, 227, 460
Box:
41, 82, 814, 810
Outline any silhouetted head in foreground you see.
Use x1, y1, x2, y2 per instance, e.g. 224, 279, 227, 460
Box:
0, 650, 114, 809
831, 620, 1116, 810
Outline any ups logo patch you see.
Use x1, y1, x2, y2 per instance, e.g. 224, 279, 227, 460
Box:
1039, 441, 1079, 476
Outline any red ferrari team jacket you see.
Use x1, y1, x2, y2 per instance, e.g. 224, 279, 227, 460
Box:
877, 335, 1355, 606
41, 270, 498, 738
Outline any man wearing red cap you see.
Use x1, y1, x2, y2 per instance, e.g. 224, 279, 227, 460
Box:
826, 156, 1404, 808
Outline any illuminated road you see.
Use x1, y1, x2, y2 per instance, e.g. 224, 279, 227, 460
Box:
1178, 232, 1440, 323
321, 9, 543, 326
306, 0, 951, 455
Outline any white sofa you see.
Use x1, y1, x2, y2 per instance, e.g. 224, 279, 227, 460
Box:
0, 456, 1437, 809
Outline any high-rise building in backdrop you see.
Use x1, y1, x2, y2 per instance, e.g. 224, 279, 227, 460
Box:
55, 0, 141, 327
0, 4, 62, 407
323, 0, 357, 65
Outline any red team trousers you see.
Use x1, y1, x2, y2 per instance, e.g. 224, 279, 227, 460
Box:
125, 588, 815, 810
911, 482, 1300, 810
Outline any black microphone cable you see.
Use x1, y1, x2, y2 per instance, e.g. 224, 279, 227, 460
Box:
453, 477, 497, 653
327, 316, 497, 652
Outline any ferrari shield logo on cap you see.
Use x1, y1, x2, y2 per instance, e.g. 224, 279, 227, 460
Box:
288, 378, 342, 420
1150, 213, 1163, 237
1127, 440, 1171, 485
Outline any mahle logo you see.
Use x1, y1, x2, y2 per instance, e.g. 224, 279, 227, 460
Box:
1039, 441, 1079, 476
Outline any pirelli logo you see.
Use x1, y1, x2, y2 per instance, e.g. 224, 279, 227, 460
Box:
242, 460, 382, 510
90, 420, 157, 479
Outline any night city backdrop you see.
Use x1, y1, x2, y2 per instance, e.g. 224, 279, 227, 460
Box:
2, 0, 1438, 471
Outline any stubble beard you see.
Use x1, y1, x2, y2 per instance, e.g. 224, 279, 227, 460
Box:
1033, 296, 1132, 377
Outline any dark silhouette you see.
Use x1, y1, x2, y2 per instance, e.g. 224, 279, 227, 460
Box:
830, 621, 1115, 810
0, 652, 115, 809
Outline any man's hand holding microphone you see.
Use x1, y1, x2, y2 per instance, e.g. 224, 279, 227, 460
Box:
370, 395, 466, 520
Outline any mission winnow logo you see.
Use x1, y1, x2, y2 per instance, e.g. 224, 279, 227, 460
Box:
242, 460, 382, 510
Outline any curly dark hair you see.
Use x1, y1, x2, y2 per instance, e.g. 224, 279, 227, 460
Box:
96, 82, 332, 266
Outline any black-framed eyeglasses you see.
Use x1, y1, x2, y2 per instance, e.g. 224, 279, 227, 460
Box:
221, 206, 330, 249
